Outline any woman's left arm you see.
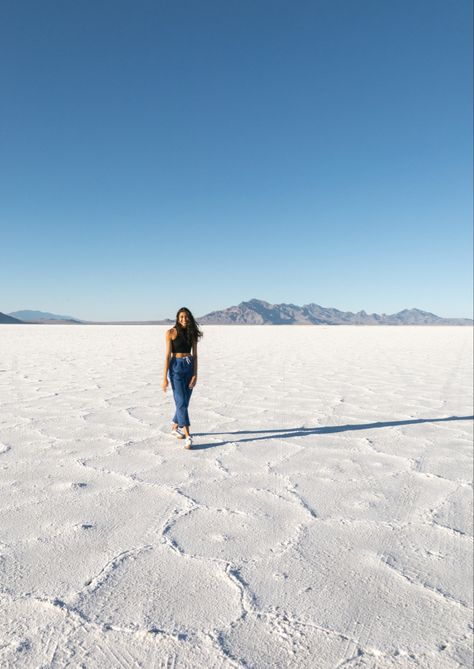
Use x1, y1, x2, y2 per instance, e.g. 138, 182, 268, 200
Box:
189, 339, 198, 388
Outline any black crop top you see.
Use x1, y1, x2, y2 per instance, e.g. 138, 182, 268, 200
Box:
171, 328, 191, 354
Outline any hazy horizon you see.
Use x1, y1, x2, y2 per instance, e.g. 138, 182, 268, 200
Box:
5, 297, 474, 322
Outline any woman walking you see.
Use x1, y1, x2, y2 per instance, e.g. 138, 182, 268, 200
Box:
163, 307, 203, 449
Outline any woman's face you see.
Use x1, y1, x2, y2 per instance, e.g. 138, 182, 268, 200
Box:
178, 311, 189, 327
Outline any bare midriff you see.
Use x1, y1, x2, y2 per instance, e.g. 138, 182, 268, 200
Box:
174, 352, 192, 358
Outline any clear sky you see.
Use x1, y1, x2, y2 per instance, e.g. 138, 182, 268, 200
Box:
1, 0, 472, 321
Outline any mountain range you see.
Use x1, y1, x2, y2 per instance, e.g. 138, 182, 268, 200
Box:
8, 310, 82, 323
198, 299, 473, 325
2, 300, 472, 325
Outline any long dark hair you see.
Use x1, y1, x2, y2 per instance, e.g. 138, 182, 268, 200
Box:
175, 307, 203, 347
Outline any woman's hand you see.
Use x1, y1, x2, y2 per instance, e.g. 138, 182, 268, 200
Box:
189, 376, 197, 389
162, 379, 169, 393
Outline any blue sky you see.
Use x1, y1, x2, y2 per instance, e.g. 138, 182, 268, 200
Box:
1, 0, 472, 320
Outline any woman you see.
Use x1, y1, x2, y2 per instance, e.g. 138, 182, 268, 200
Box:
163, 307, 203, 449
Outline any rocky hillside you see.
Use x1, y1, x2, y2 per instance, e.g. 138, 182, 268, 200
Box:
0, 312, 24, 324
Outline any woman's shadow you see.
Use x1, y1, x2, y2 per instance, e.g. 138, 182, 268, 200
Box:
192, 415, 474, 450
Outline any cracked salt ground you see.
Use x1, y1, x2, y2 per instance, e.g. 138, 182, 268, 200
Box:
414, 436, 473, 482
218, 616, 470, 669
281, 468, 457, 524
167, 480, 310, 562
433, 485, 473, 536
72, 543, 243, 634
380, 523, 473, 608
0, 594, 237, 669
0, 453, 126, 505
218, 614, 351, 669
0, 484, 183, 598
83, 437, 224, 487
236, 521, 472, 663
0, 324, 473, 668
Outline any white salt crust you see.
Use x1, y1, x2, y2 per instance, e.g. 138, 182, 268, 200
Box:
0, 324, 472, 668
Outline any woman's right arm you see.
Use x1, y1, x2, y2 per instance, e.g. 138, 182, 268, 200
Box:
162, 329, 173, 392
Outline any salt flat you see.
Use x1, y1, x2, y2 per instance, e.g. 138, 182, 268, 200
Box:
0, 324, 472, 669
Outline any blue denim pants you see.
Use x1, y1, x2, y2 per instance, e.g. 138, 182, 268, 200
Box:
169, 356, 194, 427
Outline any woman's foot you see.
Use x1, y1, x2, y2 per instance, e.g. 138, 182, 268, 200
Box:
184, 436, 193, 449
171, 427, 184, 439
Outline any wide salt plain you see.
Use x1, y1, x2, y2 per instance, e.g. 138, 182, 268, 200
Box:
0, 324, 472, 669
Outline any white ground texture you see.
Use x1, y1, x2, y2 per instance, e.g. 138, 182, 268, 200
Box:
0, 325, 472, 669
